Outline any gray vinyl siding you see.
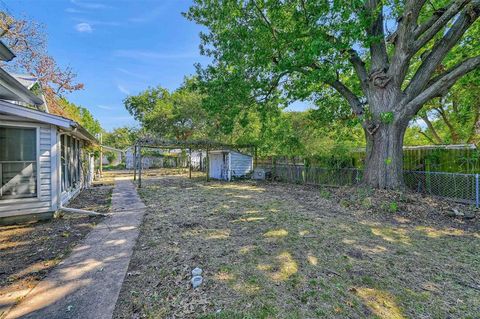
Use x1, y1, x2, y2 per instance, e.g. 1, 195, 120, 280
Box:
230, 151, 253, 177
0, 122, 54, 217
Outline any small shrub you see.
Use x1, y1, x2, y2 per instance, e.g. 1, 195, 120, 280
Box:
356, 186, 373, 200
380, 201, 399, 213
319, 189, 331, 199
388, 201, 399, 213
340, 199, 351, 207
361, 197, 373, 209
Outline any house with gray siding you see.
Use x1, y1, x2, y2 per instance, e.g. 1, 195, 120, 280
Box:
0, 40, 96, 222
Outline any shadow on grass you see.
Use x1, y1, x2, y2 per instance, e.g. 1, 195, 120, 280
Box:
114, 174, 480, 318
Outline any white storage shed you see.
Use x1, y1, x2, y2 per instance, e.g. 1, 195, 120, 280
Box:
208, 150, 253, 181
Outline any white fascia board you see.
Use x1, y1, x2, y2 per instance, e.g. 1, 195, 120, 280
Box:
0, 68, 44, 105
0, 100, 73, 128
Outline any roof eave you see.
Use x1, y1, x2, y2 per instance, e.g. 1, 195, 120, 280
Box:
0, 67, 44, 106
0, 40, 15, 62
0, 99, 72, 128
75, 124, 98, 143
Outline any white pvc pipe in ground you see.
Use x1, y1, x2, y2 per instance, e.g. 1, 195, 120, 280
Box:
59, 206, 106, 216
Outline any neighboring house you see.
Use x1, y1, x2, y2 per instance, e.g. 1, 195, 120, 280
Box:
125, 146, 158, 169
0, 40, 96, 222
125, 146, 161, 169
191, 150, 206, 171
125, 147, 182, 169
208, 150, 253, 181
125, 146, 206, 170
101, 145, 124, 166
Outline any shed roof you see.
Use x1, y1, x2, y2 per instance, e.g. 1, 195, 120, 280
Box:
209, 149, 252, 157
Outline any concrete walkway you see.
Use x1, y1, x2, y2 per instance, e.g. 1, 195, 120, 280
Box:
5, 179, 145, 319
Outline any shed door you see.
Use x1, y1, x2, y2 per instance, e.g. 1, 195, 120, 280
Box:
221, 152, 229, 180
210, 153, 223, 179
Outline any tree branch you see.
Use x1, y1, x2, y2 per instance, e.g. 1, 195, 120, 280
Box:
252, 0, 278, 41
323, 36, 369, 93
405, 2, 480, 101
365, 0, 389, 70
328, 79, 364, 116
435, 104, 460, 143
419, 130, 439, 144
388, 0, 428, 86
414, 0, 471, 49
403, 55, 480, 117
299, 0, 310, 25
421, 114, 444, 143
413, 1, 456, 38
347, 49, 369, 93
467, 106, 480, 143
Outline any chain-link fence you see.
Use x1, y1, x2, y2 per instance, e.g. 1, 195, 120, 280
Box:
404, 170, 478, 205
259, 164, 480, 206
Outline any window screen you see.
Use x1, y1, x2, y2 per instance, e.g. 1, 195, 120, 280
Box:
0, 127, 37, 199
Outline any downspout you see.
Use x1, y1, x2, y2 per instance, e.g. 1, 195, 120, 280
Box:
56, 130, 105, 217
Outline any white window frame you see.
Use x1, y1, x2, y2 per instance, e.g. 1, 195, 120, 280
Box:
0, 122, 41, 202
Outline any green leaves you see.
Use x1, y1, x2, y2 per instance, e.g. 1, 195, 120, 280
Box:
124, 79, 207, 141
57, 98, 102, 136
380, 112, 394, 124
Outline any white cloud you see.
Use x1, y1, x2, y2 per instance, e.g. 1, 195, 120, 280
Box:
116, 68, 147, 79
75, 22, 93, 33
113, 49, 199, 60
97, 105, 115, 110
70, 0, 108, 9
72, 17, 121, 27
117, 84, 130, 95
65, 7, 85, 13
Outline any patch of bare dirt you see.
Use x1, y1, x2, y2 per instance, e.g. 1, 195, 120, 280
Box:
0, 184, 113, 317
323, 185, 479, 231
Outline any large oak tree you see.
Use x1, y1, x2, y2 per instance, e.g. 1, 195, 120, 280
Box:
186, 0, 480, 188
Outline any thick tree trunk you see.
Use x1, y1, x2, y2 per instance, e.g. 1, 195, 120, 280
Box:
363, 121, 408, 189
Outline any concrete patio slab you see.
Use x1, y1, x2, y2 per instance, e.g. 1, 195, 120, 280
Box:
4, 179, 145, 319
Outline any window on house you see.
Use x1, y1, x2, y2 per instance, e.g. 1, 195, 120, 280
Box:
61, 135, 82, 192
61, 135, 66, 191
0, 126, 37, 200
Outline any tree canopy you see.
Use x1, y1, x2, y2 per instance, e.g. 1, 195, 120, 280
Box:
186, 0, 480, 188
57, 98, 102, 137
124, 79, 208, 141
103, 126, 139, 150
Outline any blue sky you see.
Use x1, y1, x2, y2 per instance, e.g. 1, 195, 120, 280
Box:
3, 0, 308, 131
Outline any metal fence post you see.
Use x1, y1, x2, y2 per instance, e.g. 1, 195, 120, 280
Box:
133, 145, 137, 181
303, 158, 307, 184
138, 145, 142, 188
476, 173, 479, 208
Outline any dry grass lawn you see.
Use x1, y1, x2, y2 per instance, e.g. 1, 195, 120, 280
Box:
113, 172, 479, 319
